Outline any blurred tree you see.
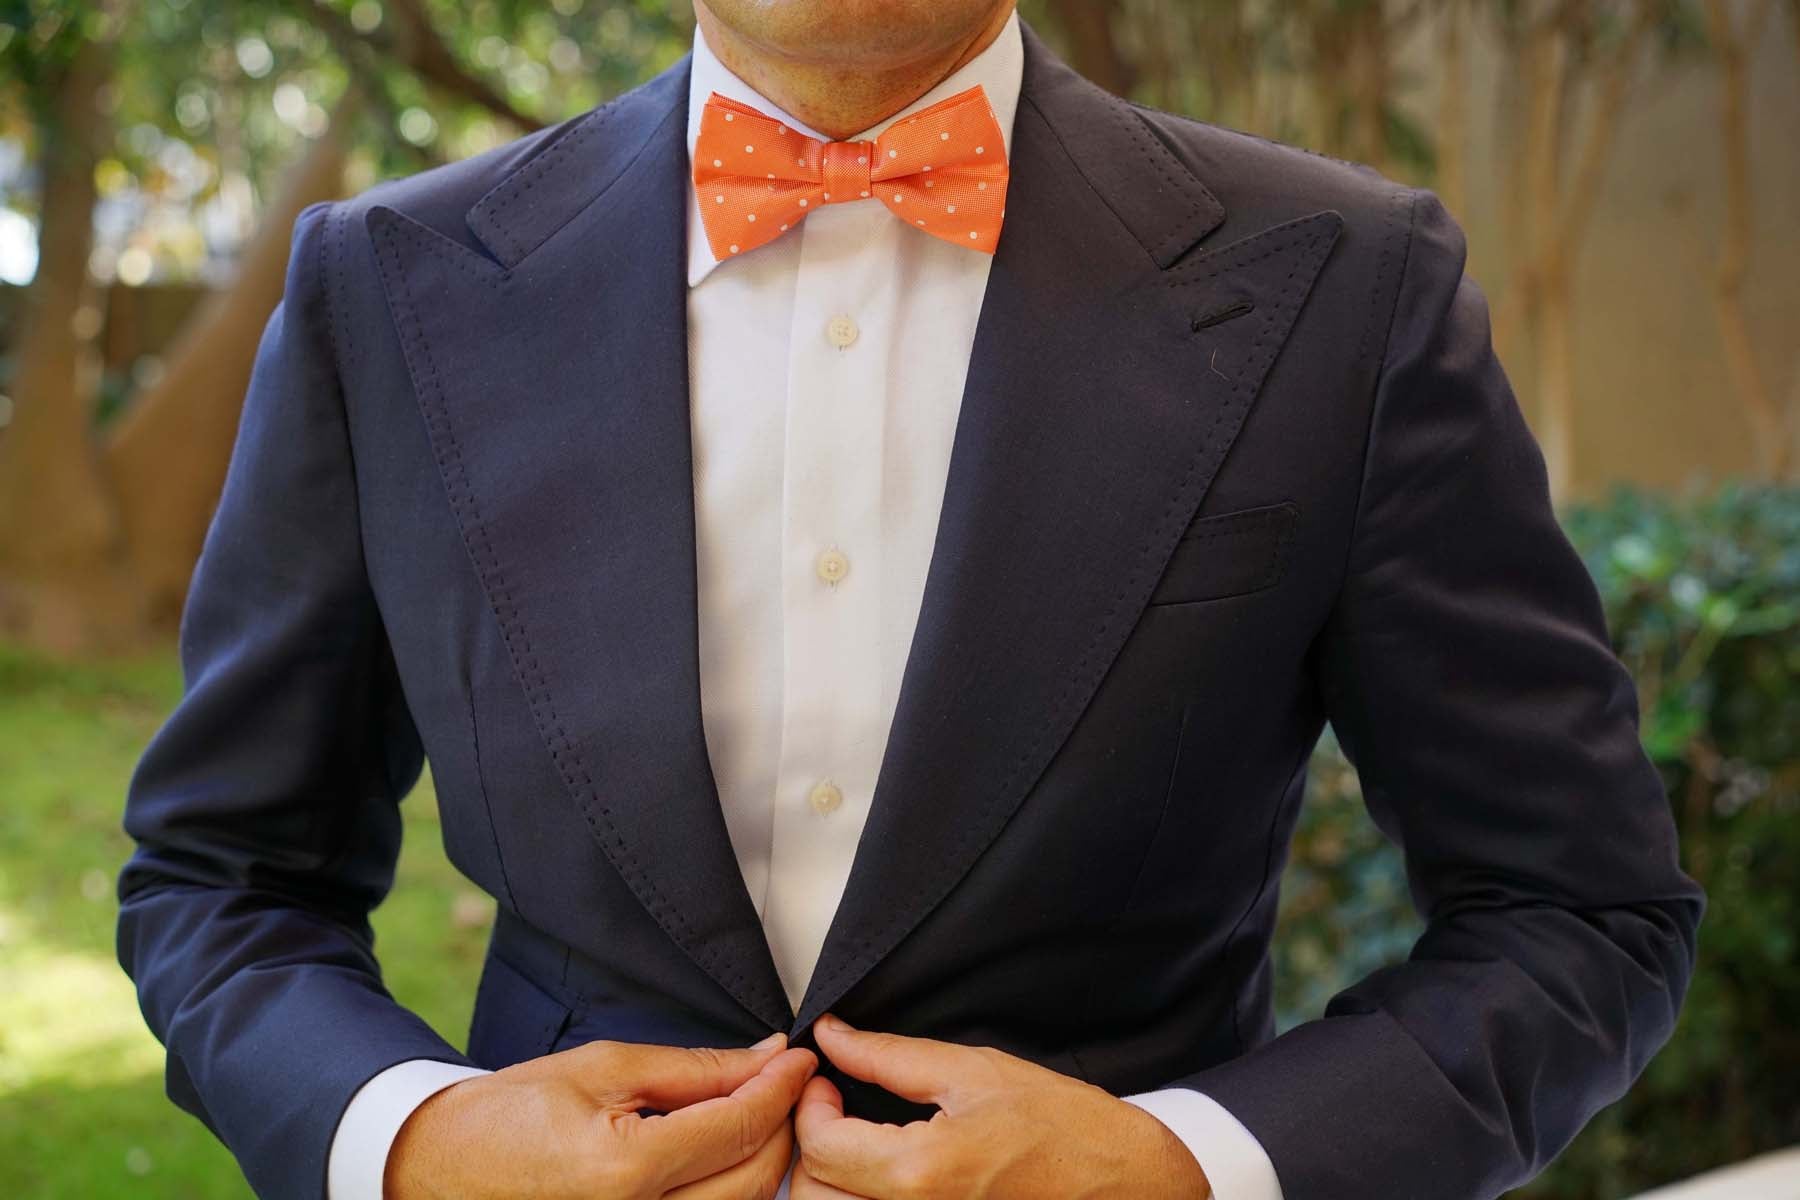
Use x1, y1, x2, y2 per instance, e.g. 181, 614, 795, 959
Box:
1704, 0, 1796, 478
0, 0, 693, 652
1045, 0, 1134, 96
0, 1, 146, 652
1487, 0, 1673, 503
1436, 0, 1472, 218
1027, 1, 1795, 501
1032, 0, 1434, 174
102, 87, 365, 629
2, 0, 1795, 654
1296, 0, 1399, 173
357, 0, 546, 131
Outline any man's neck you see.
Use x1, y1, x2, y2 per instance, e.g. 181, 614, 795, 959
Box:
692, 2, 1017, 141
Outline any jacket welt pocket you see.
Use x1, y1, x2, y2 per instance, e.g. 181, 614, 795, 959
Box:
1148, 501, 1299, 606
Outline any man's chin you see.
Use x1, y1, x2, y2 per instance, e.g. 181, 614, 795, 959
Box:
694, 0, 1011, 69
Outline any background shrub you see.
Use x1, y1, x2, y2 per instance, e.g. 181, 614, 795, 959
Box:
1274, 482, 1800, 1196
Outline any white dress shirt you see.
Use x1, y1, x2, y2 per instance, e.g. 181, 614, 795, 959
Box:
327, 14, 1283, 1200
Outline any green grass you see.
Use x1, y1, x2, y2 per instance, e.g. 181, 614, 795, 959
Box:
0, 644, 491, 1199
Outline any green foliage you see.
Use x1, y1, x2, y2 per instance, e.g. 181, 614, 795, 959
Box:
0, 1, 699, 275
1271, 730, 1421, 1027
0, 1, 98, 117
323, 0, 695, 179
1274, 482, 1800, 1196
0, 643, 490, 1198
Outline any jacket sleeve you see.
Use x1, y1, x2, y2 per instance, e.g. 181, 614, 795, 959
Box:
1175, 190, 1705, 1199
116, 200, 475, 1200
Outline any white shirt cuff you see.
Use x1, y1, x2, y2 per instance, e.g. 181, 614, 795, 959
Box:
326, 1059, 493, 1200
1122, 1086, 1285, 1200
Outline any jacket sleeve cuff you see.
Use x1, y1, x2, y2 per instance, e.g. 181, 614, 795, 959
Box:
1121, 1086, 1285, 1200
327, 1060, 493, 1200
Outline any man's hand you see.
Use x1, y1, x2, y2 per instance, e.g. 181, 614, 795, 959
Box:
387, 1033, 816, 1199
791, 1015, 1212, 1199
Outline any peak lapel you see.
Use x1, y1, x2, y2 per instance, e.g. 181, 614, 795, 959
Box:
368, 60, 793, 1030
794, 29, 1342, 1028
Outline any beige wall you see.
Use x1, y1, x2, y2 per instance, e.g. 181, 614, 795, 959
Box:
1444, 7, 1800, 498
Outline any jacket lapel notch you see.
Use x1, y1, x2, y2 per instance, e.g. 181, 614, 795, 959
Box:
369, 62, 793, 1032
1014, 24, 1223, 269
465, 57, 690, 271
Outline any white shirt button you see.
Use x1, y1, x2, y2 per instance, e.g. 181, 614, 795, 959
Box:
808, 780, 844, 815
815, 547, 850, 584
826, 315, 859, 348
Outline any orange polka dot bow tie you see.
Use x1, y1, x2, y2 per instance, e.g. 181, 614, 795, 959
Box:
693, 85, 1010, 261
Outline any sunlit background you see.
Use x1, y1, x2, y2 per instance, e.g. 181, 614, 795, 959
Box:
0, 1, 1795, 1196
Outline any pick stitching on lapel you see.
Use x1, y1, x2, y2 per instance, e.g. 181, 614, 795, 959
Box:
367, 56, 795, 1032
791, 32, 1344, 1029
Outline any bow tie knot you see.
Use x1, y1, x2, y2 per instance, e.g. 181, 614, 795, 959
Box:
694, 85, 1010, 262
821, 140, 875, 202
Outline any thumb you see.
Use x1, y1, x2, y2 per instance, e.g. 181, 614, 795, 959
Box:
810, 1013, 968, 1107
795, 1070, 845, 1133
594, 1032, 792, 1111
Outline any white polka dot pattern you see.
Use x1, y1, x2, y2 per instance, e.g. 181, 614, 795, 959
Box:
693, 85, 1009, 261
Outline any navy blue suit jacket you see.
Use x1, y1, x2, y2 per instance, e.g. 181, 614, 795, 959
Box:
118, 23, 1703, 1200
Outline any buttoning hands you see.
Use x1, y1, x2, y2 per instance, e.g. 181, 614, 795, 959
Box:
386, 1033, 815, 1200
386, 1016, 1211, 1199
790, 1013, 1213, 1200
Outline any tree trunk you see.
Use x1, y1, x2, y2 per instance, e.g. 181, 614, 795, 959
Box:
1704, 0, 1791, 478
1490, 11, 1542, 361
1436, 0, 1470, 219
1348, 2, 1390, 174
0, 37, 145, 655
102, 89, 363, 628
1305, 12, 1348, 158
1050, 0, 1134, 98
1535, 254, 1576, 504
1509, 2, 1648, 502
1194, 0, 1257, 132
1561, 6, 1645, 251
1523, 17, 1572, 498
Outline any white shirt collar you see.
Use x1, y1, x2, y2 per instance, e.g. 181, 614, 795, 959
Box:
684, 10, 1024, 286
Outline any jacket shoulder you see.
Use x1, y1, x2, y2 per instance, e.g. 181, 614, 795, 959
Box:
1129, 102, 1420, 249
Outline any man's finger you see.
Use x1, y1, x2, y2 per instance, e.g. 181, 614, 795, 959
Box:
662, 1113, 795, 1200
792, 1071, 925, 1196
639, 1046, 817, 1191
796, 1069, 845, 1121
809, 1013, 973, 1106
600, 1033, 790, 1112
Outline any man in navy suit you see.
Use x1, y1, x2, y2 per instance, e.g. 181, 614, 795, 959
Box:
118, 2, 1703, 1198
